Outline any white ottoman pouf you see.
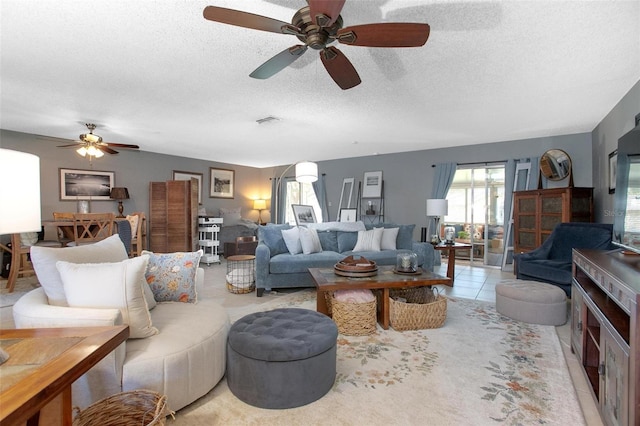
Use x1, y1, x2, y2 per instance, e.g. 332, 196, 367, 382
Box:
495, 279, 567, 326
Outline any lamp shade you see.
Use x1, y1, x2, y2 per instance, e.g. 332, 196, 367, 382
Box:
295, 161, 318, 183
0, 149, 42, 234
253, 199, 267, 210
426, 199, 448, 217
110, 187, 130, 200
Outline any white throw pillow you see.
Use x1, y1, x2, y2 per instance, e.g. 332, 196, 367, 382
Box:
353, 227, 384, 252
380, 227, 399, 250
299, 227, 322, 254
281, 227, 303, 255
57, 256, 158, 339
30, 234, 129, 306
220, 207, 242, 226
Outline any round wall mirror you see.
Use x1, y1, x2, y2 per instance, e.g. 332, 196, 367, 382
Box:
540, 149, 572, 181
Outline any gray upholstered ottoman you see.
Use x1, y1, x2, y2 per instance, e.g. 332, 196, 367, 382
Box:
495, 279, 567, 326
227, 308, 338, 409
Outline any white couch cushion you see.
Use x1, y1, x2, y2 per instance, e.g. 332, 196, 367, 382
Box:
299, 227, 322, 254
57, 256, 158, 339
30, 234, 129, 306
353, 227, 384, 252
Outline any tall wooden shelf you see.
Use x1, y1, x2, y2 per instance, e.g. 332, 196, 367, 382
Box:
149, 179, 198, 252
513, 187, 593, 254
356, 180, 384, 225
571, 249, 639, 426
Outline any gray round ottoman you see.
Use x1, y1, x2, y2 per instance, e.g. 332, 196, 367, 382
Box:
227, 308, 338, 409
495, 279, 567, 326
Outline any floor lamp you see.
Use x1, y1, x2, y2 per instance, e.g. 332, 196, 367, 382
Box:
274, 161, 318, 224
426, 199, 448, 243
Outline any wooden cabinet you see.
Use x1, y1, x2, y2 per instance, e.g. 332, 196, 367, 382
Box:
149, 179, 198, 252
571, 249, 639, 426
513, 187, 593, 253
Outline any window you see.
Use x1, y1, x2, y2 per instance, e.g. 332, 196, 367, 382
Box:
284, 181, 322, 225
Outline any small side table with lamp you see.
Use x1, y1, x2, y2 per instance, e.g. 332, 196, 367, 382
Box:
253, 199, 267, 225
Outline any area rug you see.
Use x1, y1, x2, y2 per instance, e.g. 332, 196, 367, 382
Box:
0, 291, 27, 308
171, 290, 585, 426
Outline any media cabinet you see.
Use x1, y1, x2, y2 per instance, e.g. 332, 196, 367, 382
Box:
571, 249, 639, 426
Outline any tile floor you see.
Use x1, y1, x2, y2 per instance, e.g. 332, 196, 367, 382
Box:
433, 259, 603, 426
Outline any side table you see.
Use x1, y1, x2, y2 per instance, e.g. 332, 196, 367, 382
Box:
434, 242, 472, 285
226, 255, 256, 294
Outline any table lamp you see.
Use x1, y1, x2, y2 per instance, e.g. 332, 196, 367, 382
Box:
110, 187, 130, 218
253, 199, 267, 224
0, 148, 42, 362
426, 199, 448, 243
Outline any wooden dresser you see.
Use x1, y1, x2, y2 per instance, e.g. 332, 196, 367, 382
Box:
513, 187, 593, 254
149, 179, 198, 252
572, 249, 639, 426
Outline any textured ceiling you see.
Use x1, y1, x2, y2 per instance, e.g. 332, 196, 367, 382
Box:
1, 1, 639, 168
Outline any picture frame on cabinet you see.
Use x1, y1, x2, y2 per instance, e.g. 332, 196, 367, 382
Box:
59, 168, 114, 200
173, 170, 203, 204
362, 171, 383, 198
339, 208, 357, 222
609, 150, 617, 194
210, 168, 234, 199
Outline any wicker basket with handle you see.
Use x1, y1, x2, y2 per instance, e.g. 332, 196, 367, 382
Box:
388, 287, 447, 331
72, 390, 168, 426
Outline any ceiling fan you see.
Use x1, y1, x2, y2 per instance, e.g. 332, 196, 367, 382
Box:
57, 123, 140, 158
203, 1, 430, 90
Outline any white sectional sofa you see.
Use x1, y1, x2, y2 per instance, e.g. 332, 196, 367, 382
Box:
13, 235, 229, 412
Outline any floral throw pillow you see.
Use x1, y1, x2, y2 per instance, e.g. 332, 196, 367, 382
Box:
141, 250, 202, 303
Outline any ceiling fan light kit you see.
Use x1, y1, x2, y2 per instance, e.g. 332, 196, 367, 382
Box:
203, 1, 430, 90
58, 123, 140, 159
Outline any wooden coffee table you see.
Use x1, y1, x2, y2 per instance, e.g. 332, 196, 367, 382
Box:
309, 266, 451, 330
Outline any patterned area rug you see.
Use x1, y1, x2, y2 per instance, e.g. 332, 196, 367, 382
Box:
173, 289, 585, 425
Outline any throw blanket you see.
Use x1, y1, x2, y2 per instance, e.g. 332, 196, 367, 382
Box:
234, 219, 259, 230
307, 221, 365, 232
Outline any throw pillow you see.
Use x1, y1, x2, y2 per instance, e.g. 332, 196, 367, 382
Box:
281, 227, 302, 255
257, 224, 291, 256
126, 214, 139, 237
30, 234, 129, 306
57, 256, 158, 339
367, 223, 415, 250
142, 250, 202, 303
353, 227, 384, 252
380, 227, 399, 250
220, 207, 242, 226
299, 227, 323, 254
337, 231, 358, 253
317, 230, 339, 252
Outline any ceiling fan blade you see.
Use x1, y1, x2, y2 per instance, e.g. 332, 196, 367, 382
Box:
337, 23, 430, 47
203, 6, 297, 35
320, 47, 361, 90
98, 145, 118, 155
57, 143, 82, 148
308, 0, 346, 26
104, 142, 140, 149
250, 45, 308, 79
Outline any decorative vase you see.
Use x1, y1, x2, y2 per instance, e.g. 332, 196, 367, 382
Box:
444, 226, 456, 244
396, 252, 418, 273
77, 200, 90, 213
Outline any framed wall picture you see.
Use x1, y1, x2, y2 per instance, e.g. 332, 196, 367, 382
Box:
609, 150, 617, 194
339, 208, 357, 222
173, 170, 203, 204
292, 204, 316, 225
59, 168, 114, 200
362, 171, 383, 198
210, 167, 234, 199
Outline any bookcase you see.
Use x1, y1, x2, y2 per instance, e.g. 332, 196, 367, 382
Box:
571, 249, 639, 425
513, 187, 593, 254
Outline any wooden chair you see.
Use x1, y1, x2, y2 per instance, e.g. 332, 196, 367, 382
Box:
71, 213, 115, 246
52, 212, 75, 245
128, 212, 147, 257
1, 234, 36, 292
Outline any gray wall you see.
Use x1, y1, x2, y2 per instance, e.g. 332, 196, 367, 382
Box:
3, 79, 638, 243
591, 79, 640, 223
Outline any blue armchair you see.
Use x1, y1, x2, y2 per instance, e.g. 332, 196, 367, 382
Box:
514, 222, 613, 296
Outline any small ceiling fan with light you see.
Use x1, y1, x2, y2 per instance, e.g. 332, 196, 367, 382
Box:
57, 123, 140, 159
203, 1, 430, 89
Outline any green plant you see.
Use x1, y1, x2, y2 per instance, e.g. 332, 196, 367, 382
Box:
458, 231, 470, 239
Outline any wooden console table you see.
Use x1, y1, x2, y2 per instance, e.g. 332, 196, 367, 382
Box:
571, 249, 639, 426
0, 325, 129, 425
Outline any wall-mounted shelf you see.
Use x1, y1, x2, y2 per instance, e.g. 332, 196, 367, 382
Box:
356, 180, 384, 225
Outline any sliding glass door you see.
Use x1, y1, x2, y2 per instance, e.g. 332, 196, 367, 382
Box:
445, 165, 505, 266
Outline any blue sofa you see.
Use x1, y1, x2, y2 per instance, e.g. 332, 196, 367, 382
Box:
514, 222, 614, 296
255, 223, 435, 297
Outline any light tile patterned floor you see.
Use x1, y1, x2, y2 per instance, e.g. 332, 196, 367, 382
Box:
434, 260, 603, 426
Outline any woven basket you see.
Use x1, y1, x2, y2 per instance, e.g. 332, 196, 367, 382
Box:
331, 293, 377, 336
73, 390, 168, 426
389, 287, 447, 331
